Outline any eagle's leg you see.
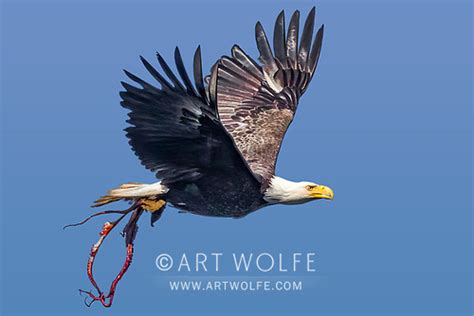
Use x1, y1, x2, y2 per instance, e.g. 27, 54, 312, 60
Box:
140, 198, 167, 226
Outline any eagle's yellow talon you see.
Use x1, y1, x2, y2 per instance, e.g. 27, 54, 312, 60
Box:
138, 198, 166, 212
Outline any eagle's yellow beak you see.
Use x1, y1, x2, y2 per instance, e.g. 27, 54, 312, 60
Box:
309, 185, 334, 200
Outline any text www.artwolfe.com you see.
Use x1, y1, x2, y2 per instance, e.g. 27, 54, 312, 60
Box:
168, 279, 303, 292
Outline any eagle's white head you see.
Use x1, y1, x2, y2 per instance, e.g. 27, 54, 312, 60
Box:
263, 176, 334, 204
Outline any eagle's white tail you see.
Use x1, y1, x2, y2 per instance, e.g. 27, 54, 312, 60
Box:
93, 182, 168, 207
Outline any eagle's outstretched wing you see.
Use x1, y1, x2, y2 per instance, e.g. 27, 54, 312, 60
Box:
120, 47, 258, 186
216, 8, 324, 185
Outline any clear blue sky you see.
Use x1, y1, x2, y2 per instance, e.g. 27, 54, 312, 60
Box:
1, 0, 472, 315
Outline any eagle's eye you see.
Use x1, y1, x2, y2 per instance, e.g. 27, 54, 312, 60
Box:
305, 185, 316, 191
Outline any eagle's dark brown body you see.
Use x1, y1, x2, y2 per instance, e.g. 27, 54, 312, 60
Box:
165, 174, 266, 217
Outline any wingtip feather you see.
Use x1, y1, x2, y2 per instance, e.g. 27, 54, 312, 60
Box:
273, 9, 286, 62
286, 10, 300, 66
298, 7, 316, 69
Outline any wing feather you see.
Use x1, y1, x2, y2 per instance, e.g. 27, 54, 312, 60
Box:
255, 22, 278, 77
298, 7, 315, 70
273, 11, 286, 62
121, 48, 258, 186
216, 7, 324, 184
308, 24, 324, 75
231, 45, 262, 79
140, 56, 173, 91
156, 52, 186, 91
286, 10, 300, 67
193, 46, 209, 103
208, 62, 219, 112
174, 47, 198, 96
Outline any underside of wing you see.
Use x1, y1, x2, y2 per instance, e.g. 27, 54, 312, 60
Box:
120, 47, 256, 185
217, 7, 324, 185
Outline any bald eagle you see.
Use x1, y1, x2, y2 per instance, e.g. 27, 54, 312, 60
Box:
68, 7, 333, 307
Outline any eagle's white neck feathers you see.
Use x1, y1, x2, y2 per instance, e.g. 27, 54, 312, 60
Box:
263, 176, 315, 204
